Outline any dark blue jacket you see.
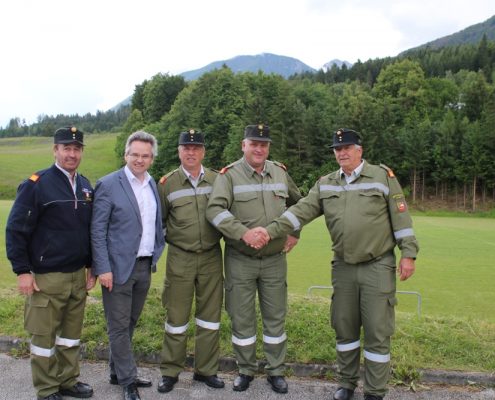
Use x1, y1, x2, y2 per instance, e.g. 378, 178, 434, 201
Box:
6, 164, 93, 275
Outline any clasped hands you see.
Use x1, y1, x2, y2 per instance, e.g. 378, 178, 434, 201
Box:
242, 227, 298, 253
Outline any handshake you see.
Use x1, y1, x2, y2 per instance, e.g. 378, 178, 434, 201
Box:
241, 227, 298, 253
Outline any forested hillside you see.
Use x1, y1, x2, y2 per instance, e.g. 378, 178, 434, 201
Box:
117, 38, 495, 212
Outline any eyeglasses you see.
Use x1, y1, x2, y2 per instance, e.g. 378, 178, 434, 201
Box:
128, 153, 152, 160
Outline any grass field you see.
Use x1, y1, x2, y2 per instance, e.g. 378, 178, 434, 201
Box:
0, 133, 120, 199
1, 134, 495, 374
1, 201, 494, 323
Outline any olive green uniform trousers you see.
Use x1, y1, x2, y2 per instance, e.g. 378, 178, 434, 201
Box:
160, 243, 223, 377
331, 252, 397, 398
25, 269, 87, 398
224, 247, 288, 377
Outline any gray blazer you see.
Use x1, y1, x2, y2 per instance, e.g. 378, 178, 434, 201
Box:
91, 168, 165, 285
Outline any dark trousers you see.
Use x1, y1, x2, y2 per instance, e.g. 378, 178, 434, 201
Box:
102, 258, 151, 387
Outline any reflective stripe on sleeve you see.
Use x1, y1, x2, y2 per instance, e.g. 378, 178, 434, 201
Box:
30, 343, 55, 358
394, 228, 415, 239
195, 318, 220, 330
167, 187, 212, 202
336, 340, 360, 352
364, 350, 390, 363
233, 183, 288, 194
165, 321, 189, 334
55, 336, 80, 347
212, 210, 234, 227
320, 182, 389, 196
232, 335, 256, 346
263, 332, 287, 344
282, 211, 301, 230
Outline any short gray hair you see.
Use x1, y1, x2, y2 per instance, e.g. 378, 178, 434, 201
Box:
125, 131, 158, 158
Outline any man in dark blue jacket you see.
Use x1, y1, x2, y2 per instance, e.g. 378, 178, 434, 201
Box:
6, 126, 96, 400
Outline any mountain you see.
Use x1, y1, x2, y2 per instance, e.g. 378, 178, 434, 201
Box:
403, 14, 495, 53
180, 52, 316, 81
322, 59, 353, 70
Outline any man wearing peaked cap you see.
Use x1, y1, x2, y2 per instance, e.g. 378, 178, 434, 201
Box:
157, 129, 224, 393
206, 123, 302, 394
330, 128, 362, 148
256, 127, 419, 400
54, 126, 84, 145
244, 123, 272, 142
178, 128, 205, 145
6, 126, 95, 400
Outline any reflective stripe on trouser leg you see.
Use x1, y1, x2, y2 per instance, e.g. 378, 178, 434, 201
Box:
361, 253, 397, 397
26, 269, 87, 398
331, 260, 362, 390
160, 244, 223, 377
258, 252, 288, 376
224, 247, 259, 375
193, 245, 223, 376
160, 245, 195, 377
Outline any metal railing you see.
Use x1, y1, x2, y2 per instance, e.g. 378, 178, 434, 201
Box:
307, 286, 422, 316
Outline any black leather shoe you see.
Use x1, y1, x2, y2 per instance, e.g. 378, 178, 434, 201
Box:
123, 383, 140, 400
38, 393, 62, 400
193, 373, 225, 388
267, 375, 288, 394
59, 382, 93, 398
233, 374, 254, 392
157, 376, 178, 393
364, 395, 383, 400
333, 387, 354, 400
109, 374, 152, 387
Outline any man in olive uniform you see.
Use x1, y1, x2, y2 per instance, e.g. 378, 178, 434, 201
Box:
253, 129, 419, 400
6, 127, 96, 400
206, 124, 302, 394
156, 129, 225, 393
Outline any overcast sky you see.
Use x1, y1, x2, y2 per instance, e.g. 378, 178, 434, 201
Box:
1, 0, 494, 128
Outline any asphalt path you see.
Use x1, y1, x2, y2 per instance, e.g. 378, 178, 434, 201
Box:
1, 353, 493, 400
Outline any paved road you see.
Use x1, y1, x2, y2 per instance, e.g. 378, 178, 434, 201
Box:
1, 354, 493, 400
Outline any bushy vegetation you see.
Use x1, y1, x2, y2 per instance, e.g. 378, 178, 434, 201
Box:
116, 39, 495, 211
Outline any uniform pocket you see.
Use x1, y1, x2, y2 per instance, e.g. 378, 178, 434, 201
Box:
24, 293, 50, 335
385, 296, 398, 335
162, 280, 171, 308
358, 190, 385, 216
224, 281, 234, 317
377, 264, 396, 294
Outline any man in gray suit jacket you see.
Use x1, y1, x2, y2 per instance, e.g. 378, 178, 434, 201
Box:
91, 131, 165, 400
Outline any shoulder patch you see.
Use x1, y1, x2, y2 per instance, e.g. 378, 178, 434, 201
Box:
380, 163, 395, 178
272, 160, 287, 171
220, 162, 236, 174
29, 174, 40, 182
159, 169, 179, 184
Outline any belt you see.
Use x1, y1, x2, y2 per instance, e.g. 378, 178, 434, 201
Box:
136, 256, 152, 262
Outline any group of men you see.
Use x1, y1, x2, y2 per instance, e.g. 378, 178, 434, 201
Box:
6, 123, 418, 400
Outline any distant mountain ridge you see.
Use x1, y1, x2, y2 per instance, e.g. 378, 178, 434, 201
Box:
403, 14, 495, 53
112, 15, 495, 110
180, 53, 317, 80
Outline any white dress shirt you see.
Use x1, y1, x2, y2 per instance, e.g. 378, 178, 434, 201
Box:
124, 165, 157, 257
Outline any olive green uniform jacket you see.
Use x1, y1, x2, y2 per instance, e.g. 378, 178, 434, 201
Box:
158, 166, 223, 377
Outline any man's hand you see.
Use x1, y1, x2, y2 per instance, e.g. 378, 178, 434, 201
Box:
283, 235, 299, 253
17, 273, 40, 296
86, 268, 97, 291
398, 257, 415, 281
242, 227, 270, 249
99, 272, 114, 292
